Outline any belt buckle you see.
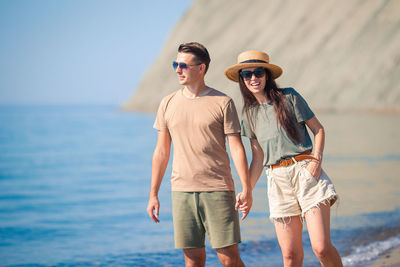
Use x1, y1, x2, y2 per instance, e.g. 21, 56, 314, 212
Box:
281, 159, 290, 167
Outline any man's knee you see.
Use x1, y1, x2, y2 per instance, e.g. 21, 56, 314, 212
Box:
216, 244, 244, 267
183, 248, 206, 267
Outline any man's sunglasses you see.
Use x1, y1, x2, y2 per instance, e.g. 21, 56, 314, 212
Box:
172, 61, 201, 70
240, 67, 266, 80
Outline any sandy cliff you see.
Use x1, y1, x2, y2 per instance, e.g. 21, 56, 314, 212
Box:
123, 0, 400, 113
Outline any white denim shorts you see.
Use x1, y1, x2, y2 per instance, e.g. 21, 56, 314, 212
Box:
266, 159, 338, 220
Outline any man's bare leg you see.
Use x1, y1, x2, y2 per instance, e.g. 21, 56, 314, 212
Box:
183, 247, 206, 267
216, 244, 244, 267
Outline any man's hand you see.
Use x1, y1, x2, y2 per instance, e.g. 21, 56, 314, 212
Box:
147, 196, 160, 223
235, 191, 253, 220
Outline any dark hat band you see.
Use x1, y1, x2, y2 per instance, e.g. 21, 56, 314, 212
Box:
240, 59, 268, 64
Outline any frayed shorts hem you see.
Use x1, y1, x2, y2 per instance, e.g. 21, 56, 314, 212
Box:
269, 193, 339, 224
301, 193, 338, 217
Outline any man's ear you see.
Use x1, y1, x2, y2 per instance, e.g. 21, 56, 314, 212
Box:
199, 63, 206, 75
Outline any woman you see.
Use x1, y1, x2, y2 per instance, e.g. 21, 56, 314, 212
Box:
225, 50, 343, 267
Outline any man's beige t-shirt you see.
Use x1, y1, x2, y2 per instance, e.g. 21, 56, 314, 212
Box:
153, 88, 241, 191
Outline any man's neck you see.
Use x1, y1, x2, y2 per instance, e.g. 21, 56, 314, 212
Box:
183, 81, 210, 98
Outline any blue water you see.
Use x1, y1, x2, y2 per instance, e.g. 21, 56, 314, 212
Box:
0, 105, 399, 266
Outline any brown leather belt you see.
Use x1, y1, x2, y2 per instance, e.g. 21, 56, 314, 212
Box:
268, 150, 316, 169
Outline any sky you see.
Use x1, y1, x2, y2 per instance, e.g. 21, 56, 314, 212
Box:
0, 0, 192, 105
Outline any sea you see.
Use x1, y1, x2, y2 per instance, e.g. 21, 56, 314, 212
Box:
0, 105, 399, 267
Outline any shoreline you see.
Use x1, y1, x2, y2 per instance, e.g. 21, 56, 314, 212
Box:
366, 246, 400, 267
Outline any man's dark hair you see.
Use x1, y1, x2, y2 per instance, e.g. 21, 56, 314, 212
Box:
178, 42, 211, 73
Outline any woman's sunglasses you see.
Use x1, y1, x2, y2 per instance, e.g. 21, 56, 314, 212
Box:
240, 67, 266, 80
172, 61, 201, 70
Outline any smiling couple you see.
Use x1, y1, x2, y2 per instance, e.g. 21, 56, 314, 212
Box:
147, 42, 342, 267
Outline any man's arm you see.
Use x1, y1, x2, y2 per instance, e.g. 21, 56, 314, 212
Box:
146, 131, 171, 223
227, 133, 253, 220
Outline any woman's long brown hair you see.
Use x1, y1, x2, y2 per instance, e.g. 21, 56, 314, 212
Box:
239, 69, 300, 143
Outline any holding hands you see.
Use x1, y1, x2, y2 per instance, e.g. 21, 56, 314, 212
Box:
235, 190, 253, 220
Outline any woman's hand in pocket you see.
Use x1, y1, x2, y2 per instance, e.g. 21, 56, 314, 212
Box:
306, 159, 322, 181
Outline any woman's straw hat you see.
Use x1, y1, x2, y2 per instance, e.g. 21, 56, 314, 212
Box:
224, 50, 283, 82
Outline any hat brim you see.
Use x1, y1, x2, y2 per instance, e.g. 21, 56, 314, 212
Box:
224, 62, 282, 82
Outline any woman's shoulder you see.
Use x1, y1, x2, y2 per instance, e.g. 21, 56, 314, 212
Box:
281, 87, 299, 96
281, 87, 313, 114
281, 87, 305, 102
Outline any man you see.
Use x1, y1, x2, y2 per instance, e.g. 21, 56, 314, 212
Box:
147, 42, 252, 267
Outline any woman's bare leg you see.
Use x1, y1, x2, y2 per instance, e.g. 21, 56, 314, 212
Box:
305, 204, 343, 267
274, 216, 304, 267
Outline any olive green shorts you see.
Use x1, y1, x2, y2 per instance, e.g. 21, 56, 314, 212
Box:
171, 191, 241, 249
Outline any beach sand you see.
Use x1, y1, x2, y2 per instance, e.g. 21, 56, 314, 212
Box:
367, 247, 400, 267
319, 112, 400, 266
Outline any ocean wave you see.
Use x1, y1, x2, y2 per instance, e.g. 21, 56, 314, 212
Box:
342, 234, 400, 266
